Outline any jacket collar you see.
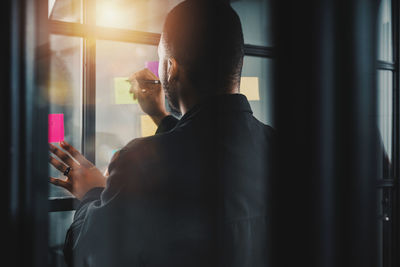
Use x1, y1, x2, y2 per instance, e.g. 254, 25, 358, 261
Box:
175, 94, 253, 127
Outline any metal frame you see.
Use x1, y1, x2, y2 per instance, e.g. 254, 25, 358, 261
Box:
392, 1, 399, 266
81, 0, 96, 163
49, 20, 162, 45
49, 197, 80, 212
377, 60, 397, 71
49, 20, 276, 57
378, 179, 396, 188
380, 0, 400, 266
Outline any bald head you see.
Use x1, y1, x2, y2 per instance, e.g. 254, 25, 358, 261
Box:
161, 0, 244, 94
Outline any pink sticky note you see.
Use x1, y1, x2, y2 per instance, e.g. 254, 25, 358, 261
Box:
145, 61, 159, 78
48, 114, 64, 143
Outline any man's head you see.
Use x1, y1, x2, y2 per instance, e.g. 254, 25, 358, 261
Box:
158, 0, 244, 113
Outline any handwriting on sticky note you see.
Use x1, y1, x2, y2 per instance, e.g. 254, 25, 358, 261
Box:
114, 77, 137, 104
145, 61, 159, 78
48, 114, 64, 143
240, 77, 260, 101
141, 115, 157, 137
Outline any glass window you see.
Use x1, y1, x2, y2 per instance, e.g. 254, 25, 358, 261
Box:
231, 0, 274, 46
96, 0, 184, 32
377, 70, 393, 175
377, 0, 393, 61
241, 56, 274, 127
49, 0, 82, 23
48, 34, 82, 197
96, 40, 159, 172
48, 211, 75, 267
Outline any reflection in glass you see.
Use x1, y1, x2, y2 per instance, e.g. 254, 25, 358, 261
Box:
48, 34, 82, 198
377, 0, 393, 61
48, 211, 75, 267
96, 40, 159, 172
49, 0, 82, 23
231, 0, 273, 47
241, 56, 274, 127
96, 0, 184, 32
377, 70, 393, 173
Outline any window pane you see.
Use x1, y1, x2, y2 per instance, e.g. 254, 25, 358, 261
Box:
377, 70, 393, 177
96, 0, 184, 32
96, 40, 159, 173
49, 0, 82, 23
48, 34, 82, 197
231, 0, 273, 47
377, 0, 393, 61
241, 56, 274, 127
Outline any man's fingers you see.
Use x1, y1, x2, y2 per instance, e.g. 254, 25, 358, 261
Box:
49, 156, 69, 173
129, 69, 159, 89
49, 143, 77, 167
59, 141, 93, 167
128, 69, 160, 106
143, 68, 158, 80
49, 177, 72, 191
130, 68, 157, 81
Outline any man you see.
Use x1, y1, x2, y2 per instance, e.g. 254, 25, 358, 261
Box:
49, 1, 275, 266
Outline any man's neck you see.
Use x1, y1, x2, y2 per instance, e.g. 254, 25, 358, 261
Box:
179, 92, 239, 115
179, 98, 197, 115
178, 81, 239, 115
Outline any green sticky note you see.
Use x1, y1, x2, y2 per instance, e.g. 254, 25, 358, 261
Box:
114, 77, 137, 104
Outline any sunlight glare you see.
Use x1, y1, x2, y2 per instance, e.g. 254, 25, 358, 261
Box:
97, 1, 136, 29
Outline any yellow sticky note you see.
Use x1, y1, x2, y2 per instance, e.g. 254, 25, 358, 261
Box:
141, 115, 157, 137
240, 77, 260, 101
114, 77, 137, 104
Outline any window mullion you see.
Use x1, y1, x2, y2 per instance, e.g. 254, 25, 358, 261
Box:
81, 0, 96, 163
390, 1, 400, 267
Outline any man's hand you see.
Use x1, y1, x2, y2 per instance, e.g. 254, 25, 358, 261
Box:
129, 68, 169, 126
49, 141, 106, 200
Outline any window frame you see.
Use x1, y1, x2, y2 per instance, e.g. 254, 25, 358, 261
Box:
392, 1, 399, 266
376, 0, 399, 267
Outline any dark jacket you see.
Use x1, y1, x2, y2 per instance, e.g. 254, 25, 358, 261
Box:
64, 94, 276, 267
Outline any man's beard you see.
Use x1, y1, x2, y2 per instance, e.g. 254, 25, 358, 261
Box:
162, 81, 181, 117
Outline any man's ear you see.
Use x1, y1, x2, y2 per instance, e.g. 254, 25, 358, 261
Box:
167, 57, 178, 82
